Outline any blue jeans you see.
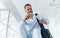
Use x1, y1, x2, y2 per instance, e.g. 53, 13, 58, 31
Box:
20, 21, 42, 38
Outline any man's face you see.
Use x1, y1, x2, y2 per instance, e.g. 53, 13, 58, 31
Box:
25, 6, 33, 14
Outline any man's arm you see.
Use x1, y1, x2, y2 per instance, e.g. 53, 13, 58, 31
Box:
39, 19, 49, 25
36, 13, 49, 25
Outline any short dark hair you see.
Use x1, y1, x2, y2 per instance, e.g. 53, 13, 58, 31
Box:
24, 4, 31, 9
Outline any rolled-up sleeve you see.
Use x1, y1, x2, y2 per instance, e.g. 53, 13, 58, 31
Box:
36, 12, 49, 25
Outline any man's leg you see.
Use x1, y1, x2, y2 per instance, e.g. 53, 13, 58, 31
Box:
32, 28, 42, 38
19, 20, 28, 38
20, 25, 27, 38
19, 21, 32, 38
20, 25, 33, 38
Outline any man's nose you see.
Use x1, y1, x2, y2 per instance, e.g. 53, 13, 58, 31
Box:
29, 10, 31, 12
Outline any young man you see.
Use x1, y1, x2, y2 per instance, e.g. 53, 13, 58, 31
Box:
20, 4, 49, 38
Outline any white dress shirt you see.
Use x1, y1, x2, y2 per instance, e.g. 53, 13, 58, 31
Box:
19, 12, 49, 38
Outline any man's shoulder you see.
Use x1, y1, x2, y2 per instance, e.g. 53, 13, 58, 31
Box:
33, 12, 41, 16
33, 11, 41, 14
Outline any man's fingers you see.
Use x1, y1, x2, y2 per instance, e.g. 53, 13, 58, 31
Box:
39, 19, 45, 24
25, 15, 30, 20
24, 13, 33, 20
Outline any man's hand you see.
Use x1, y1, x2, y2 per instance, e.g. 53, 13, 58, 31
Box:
23, 13, 33, 21
39, 19, 46, 24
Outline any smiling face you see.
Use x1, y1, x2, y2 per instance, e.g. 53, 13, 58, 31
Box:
24, 5, 33, 14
